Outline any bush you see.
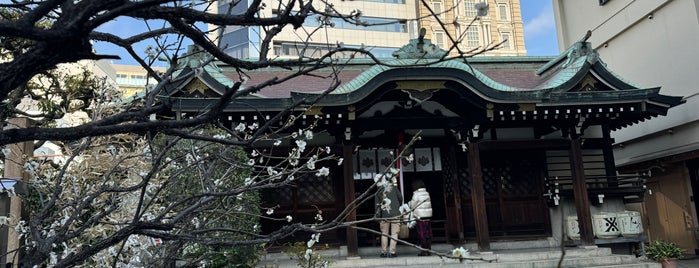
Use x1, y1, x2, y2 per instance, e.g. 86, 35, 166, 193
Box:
284, 241, 333, 268
645, 240, 684, 261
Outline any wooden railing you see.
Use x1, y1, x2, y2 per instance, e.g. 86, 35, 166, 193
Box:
544, 173, 648, 205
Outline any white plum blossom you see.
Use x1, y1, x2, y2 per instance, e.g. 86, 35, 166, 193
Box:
251, 150, 259, 157
107, 145, 116, 156
274, 140, 282, 146
304, 130, 314, 140
212, 133, 230, 139
389, 167, 399, 176
286, 215, 293, 222
337, 158, 344, 166
296, 140, 307, 152
315, 213, 323, 222
475, 2, 489, 17
324, 146, 331, 154
307, 233, 321, 248
315, 167, 329, 177
248, 123, 259, 130
304, 248, 313, 260
247, 159, 255, 166
0, 216, 9, 226
406, 153, 414, 163
452, 246, 469, 259
267, 167, 278, 176
291, 132, 298, 139
244, 177, 254, 186
374, 174, 389, 187
306, 157, 317, 170
234, 123, 246, 132
266, 208, 274, 215
380, 197, 392, 213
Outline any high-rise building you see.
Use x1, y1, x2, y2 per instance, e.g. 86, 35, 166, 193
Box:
110, 64, 165, 98
553, 0, 699, 254
212, 0, 525, 59
417, 0, 526, 56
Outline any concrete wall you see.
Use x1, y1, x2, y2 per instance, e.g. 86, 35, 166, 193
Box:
553, 0, 699, 166
553, 0, 699, 253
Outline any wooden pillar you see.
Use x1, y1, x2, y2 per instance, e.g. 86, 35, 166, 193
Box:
1, 118, 33, 266
601, 125, 618, 186
468, 141, 490, 251
342, 144, 359, 257
445, 144, 464, 242
569, 137, 595, 246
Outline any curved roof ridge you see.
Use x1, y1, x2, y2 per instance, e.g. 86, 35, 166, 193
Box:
330, 58, 533, 95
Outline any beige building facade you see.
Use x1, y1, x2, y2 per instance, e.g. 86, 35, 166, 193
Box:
213, 0, 525, 59
553, 0, 699, 254
110, 64, 165, 98
418, 0, 526, 56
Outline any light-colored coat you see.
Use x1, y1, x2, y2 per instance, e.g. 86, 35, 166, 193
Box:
408, 188, 432, 219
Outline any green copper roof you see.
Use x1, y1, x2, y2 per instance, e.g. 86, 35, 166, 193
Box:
333, 59, 524, 94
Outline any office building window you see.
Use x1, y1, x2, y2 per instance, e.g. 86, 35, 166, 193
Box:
498, 4, 508, 20
433, 31, 445, 49
501, 33, 510, 49
432, 1, 443, 18
304, 15, 407, 33
482, 24, 491, 44
465, 26, 479, 47
464, 0, 477, 17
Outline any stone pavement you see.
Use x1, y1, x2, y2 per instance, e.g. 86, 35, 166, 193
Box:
678, 255, 699, 268
258, 243, 660, 268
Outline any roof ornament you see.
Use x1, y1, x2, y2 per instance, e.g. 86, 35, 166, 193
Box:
391, 28, 448, 59
176, 45, 214, 70
562, 30, 599, 68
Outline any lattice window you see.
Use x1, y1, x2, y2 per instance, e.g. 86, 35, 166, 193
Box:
465, 26, 479, 47
481, 151, 544, 197
264, 185, 293, 205
464, 0, 477, 17
442, 147, 455, 199
458, 151, 472, 198
297, 173, 335, 203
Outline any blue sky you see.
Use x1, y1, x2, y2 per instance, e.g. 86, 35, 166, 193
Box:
93, 1, 559, 65
520, 0, 559, 56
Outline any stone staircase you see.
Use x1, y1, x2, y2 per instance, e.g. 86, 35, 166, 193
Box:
258, 240, 659, 268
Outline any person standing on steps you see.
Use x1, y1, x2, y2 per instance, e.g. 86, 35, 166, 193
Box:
408, 179, 433, 256
375, 176, 403, 258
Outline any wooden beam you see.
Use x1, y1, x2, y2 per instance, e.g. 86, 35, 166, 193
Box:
478, 138, 613, 151
342, 144, 359, 257
569, 137, 595, 246
468, 141, 490, 251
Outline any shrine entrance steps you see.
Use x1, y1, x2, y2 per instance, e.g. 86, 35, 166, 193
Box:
257, 240, 660, 268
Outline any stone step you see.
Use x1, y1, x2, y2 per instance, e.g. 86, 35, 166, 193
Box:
257, 246, 651, 268
330, 254, 641, 268
258, 254, 653, 268
598, 263, 661, 268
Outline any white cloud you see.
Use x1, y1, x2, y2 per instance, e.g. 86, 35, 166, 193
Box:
523, 3, 555, 38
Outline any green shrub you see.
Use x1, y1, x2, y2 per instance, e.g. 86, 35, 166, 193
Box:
645, 240, 684, 261
284, 241, 333, 268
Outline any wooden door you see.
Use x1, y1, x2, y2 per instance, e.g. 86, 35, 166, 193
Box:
461, 150, 550, 237
644, 175, 696, 253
